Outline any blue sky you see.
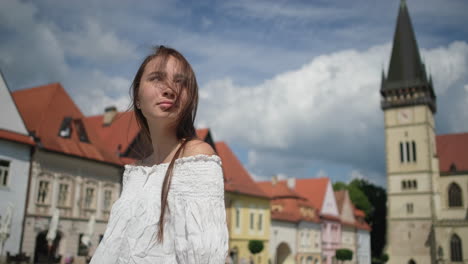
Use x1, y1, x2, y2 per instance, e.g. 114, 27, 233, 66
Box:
1, 0, 468, 187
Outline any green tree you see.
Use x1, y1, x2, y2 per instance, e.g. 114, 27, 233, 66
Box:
248, 240, 264, 260
349, 179, 387, 260
333, 181, 348, 191
332, 181, 372, 216
336, 249, 353, 263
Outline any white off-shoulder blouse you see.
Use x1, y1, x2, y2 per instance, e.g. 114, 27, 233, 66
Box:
89, 154, 228, 264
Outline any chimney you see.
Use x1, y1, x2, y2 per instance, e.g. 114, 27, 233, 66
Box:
103, 106, 117, 126
287, 177, 296, 189
272, 175, 278, 186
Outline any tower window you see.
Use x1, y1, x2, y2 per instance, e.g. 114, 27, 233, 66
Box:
400, 141, 417, 163
400, 142, 404, 162
406, 203, 414, 214
402, 181, 407, 190
448, 183, 463, 207
450, 234, 463, 261
406, 142, 410, 162
412, 141, 417, 161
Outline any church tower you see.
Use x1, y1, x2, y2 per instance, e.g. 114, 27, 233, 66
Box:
381, 1, 439, 263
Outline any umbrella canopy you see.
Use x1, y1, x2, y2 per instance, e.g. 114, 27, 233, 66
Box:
81, 214, 95, 247
0, 203, 14, 256
46, 208, 60, 246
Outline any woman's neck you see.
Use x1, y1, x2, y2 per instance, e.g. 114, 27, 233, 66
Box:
147, 122, 181, 165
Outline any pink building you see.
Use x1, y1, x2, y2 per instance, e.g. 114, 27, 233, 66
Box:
293, 178, 342, 264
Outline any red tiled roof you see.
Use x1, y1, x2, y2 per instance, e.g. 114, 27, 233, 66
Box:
257, 181, 302, 199
85, 110, 211, 163
271, 198, 320, 223
85, 111, 140, 158
294, 178, 330, 211
0, 129, 34, 145
437, 132, 468, 173
12, 83, 121, 165
215, 141, 269, 199
259, 181, 320, 223
354, 208, 366, 218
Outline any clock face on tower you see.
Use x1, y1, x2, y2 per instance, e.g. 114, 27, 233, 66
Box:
397, 109, 412, 124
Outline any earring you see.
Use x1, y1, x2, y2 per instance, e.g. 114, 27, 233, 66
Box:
136, 102, 141, 109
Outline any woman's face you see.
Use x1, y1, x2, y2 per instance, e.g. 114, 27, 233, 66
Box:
137, 55, 188, 125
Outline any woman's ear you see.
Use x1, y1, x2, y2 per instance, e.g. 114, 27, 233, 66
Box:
136, 100, 141, 109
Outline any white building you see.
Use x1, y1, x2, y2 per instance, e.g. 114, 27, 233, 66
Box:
12, 83, 123, 263
0, 71, 34, 256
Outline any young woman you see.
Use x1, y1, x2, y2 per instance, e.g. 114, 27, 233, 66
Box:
90, 46, 228, 263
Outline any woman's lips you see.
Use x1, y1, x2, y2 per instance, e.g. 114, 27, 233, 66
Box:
159, 102, 173, 109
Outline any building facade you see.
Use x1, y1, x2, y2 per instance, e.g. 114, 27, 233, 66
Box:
12, 83, 123, 263
0, 71, 34, 257
218, 142, 271, 264
382, 1, 468, 263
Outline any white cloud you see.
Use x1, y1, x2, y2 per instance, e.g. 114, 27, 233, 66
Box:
198, 41, 468, 183
422, 41, 468, 94
61, 19, 137, 64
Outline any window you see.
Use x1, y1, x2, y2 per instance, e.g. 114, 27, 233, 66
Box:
77, 234, 89, 256
249, 212, 254, 230
57, 183, 69, 207
58, 117, 73, 138
406, 142, 410, 162
37, 181, 50, 204
448, 183, 463, 207
103, 190, 112, 211
257, 212, 263, 231
235, 208, 240, 229
400, 142, 404, 162
74, 119, 89, 143
0, 160, 10, 187
84, 187, 95, 209
402, 180, 417, 190
450, 234, 463, 261
400, 141, 417, 163
406, 203, 414, 214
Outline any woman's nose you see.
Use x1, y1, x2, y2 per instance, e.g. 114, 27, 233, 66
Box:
163, 88, 175, 99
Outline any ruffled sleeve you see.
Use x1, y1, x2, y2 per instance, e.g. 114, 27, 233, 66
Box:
172, 156, 229, 263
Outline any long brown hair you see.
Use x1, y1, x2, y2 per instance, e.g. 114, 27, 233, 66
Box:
130, 46, 199, 242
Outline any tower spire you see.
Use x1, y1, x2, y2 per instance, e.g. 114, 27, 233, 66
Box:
380, 0, 436, 113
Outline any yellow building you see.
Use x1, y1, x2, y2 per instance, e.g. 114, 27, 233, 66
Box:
216, 141, 271, 264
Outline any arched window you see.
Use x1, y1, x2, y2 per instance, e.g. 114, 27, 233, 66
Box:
408, 259, 416, 264
450, 234, 463, 261
448, 183, 463, 207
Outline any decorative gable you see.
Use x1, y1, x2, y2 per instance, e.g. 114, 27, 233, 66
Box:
341, 191, 356, 224
321, 181, 339, 217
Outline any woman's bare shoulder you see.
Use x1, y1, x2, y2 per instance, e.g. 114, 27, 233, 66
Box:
182, 139, 216, 157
